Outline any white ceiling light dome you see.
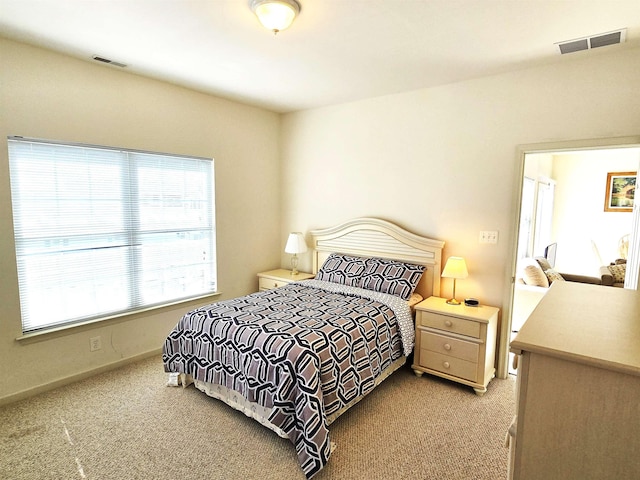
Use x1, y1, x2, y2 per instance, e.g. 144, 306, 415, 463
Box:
250, 0, 301, 34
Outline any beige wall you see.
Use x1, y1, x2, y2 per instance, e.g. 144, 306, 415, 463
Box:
551, 150, 639, 275
520, 149, 639, 275
3, 36, 640, 401
280, 47, 640, 368
0, 38, 281, 403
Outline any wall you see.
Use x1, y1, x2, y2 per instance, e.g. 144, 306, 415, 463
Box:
0, 38, 281, 403
3, 39, 640, 400
280, 47, 640, 372
523, 153, 553, 180
551, 149, 639, 275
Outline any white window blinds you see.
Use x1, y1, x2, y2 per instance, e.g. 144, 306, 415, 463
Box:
8, 137, 217, 333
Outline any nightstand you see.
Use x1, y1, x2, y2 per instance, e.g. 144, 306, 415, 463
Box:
257, 269, 315, 291
411, 296, 499, 396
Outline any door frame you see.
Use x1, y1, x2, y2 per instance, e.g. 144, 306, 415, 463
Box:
497, 135, 640, 379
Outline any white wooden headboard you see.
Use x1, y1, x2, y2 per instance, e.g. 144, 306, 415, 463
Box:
309, 218, 445, 299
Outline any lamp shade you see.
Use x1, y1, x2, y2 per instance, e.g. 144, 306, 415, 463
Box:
285, 232, 307, 254
441, 257, 468, 279
250, 0, 300, 33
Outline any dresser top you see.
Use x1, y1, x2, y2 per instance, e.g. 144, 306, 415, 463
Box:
511, 282, 640, 376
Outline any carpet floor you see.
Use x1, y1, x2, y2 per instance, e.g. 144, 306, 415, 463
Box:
0, 356, 515, 479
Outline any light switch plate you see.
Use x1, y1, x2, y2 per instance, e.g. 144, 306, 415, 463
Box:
479, 231, 498, 244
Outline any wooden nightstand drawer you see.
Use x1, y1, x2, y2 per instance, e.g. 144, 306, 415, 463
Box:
259, 277, 285, 290
420, 330, 479, 363
419, 311, 480, 338
412, 297, 499, 395
420, 350, 478, 382
257, 269, 315, 291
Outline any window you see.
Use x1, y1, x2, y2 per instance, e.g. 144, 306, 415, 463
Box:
517, 177, 536, 260
517, 176, 556, 260
533, 179, 555, 257
8, 137, 216, 334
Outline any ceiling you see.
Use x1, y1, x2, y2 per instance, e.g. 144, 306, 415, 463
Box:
1, 1, 640, 113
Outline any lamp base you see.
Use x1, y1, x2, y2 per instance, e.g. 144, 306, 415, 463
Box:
446, 298, 461, 305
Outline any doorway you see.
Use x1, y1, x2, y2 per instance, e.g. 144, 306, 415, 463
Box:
498, 137, 640, 379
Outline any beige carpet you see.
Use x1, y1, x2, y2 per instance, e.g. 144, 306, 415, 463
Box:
0, 356, 515, 479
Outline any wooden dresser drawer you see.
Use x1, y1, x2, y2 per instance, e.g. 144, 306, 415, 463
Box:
420, 330, 479, 362
259, 277, 286, 290
419, 311, 480, 338
420, 350, 478, 382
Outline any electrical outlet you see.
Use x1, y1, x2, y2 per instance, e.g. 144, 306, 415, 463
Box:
89, 336, 102, 352
479, 230, 499, 244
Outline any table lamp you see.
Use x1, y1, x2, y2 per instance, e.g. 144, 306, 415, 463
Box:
284, 232, 307, 276
441, 256, 468, 305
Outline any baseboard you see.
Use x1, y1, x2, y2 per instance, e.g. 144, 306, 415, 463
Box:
0, 348, 162, 407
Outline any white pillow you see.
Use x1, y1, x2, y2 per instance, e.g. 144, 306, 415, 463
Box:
521, 258, 549, 288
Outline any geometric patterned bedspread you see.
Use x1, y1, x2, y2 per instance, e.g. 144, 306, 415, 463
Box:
162, 279, 413, 479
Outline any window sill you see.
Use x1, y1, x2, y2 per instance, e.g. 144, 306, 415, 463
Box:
15, 291, 222, 345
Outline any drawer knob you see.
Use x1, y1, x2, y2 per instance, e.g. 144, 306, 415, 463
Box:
274, 283, 279, 287
445, 320, 453, 327
444, 343, 451, 351
443, 361, 450, 369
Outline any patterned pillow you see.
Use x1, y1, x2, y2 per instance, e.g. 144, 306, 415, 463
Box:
408, 292, 423, 313
544, 269, 565, 284
608, 263, 626, 284
360, 258, 425, 300
536, 257, 553, 271
408, 292, 423, 308
315, 253, 367, 287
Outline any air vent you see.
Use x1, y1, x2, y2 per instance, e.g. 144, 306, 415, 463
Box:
92, 55, 127, 68
558, 38, 589, 54
557, 29, 626, 55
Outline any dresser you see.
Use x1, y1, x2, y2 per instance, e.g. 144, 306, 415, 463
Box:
257, 269, 314, 291
412, 296, 499, 395
509, 282, 640, 479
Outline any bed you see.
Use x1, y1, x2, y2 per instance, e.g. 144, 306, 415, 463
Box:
162, 217, 444, 478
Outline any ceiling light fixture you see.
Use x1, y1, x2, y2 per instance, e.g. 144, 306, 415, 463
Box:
250, 0, 301, 34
